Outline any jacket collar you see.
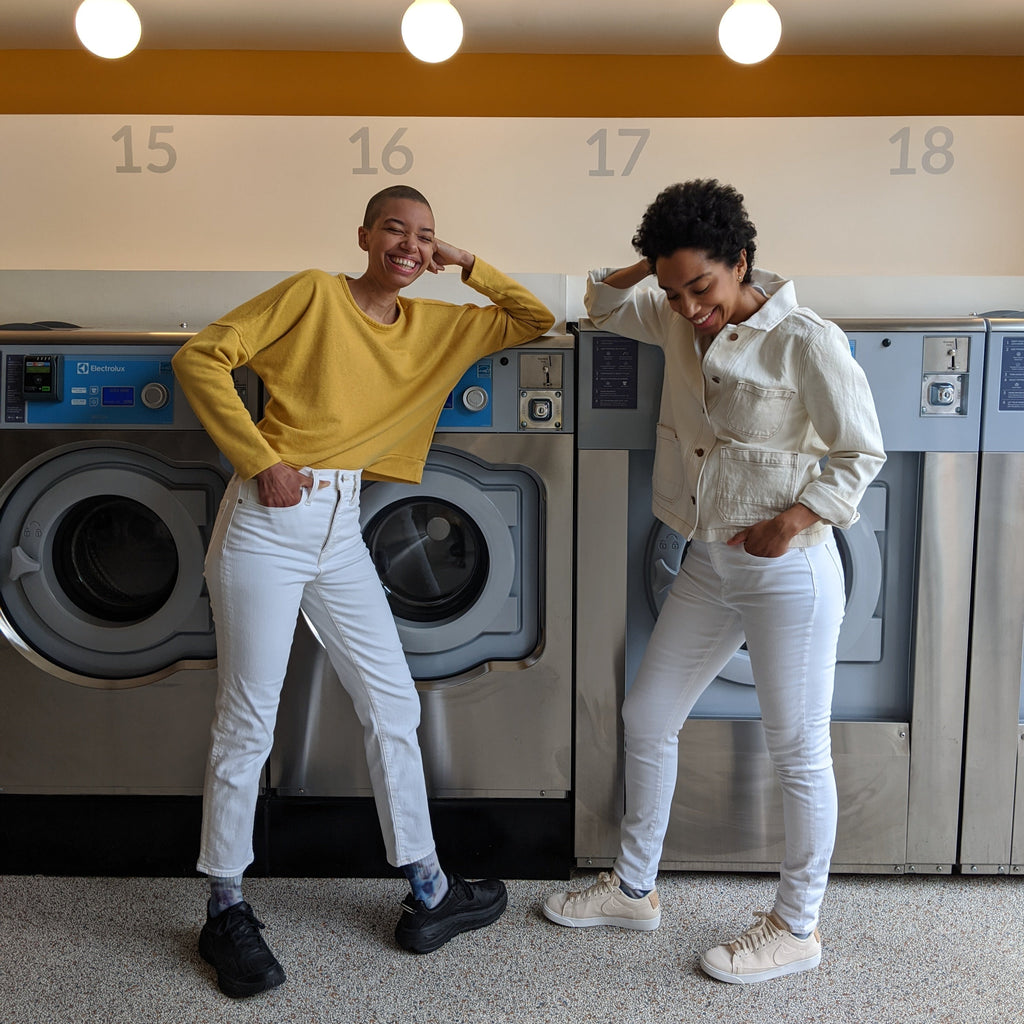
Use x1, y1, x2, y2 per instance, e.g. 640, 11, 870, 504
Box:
741, 270, 797, 332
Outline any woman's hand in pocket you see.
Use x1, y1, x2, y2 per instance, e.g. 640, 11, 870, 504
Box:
255, 463, 312, 507
728, 503, 821, 557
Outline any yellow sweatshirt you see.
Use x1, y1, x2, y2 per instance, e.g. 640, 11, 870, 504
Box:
172, 259, 554, 482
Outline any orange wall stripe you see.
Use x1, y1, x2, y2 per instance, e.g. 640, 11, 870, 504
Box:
1, 51, 1022, 117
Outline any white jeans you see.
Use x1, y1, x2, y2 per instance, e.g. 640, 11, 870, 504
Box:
197, 470, 435, 877
615, 536, 845, 935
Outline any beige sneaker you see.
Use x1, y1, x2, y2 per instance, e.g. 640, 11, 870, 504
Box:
543, 871, 660, 930
700, 910, 821, 984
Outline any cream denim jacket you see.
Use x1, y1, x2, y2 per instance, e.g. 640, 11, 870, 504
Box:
585, 268, 886, 547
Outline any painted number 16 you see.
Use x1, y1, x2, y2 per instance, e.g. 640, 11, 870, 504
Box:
349, 127, 414, 175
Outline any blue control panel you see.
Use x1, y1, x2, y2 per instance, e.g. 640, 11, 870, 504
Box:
3, 351, 176, 426
436, 358, 493, 429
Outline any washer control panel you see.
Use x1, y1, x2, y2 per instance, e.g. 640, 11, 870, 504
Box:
436, 339, 574, 434
836, 320, 986, 453
3, 348, 177, 426
0, 338, 256, 430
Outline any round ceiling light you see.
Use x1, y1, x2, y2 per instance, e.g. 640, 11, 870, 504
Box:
718, 0, 782, 65
75, 0, 142, 60
402, 0, 464, 64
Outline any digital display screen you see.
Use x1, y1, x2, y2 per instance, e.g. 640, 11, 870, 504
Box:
22, 355, 58, 398
101, 386, 135, 407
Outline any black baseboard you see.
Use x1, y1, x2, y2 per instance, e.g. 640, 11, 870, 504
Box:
265, 796, 572, 880
0, 794, 572, 880
0, 794, 268, 877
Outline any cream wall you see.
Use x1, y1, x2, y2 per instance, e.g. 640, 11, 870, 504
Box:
1, 52, 1022, 326
3, 115, 1022, 277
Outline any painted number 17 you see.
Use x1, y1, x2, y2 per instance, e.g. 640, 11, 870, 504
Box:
587, 128, 650, 177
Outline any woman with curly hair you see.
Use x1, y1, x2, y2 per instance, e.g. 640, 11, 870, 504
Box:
545, 180, 885, 984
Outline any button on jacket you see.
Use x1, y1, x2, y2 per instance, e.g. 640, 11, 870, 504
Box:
585, 268, 886, 547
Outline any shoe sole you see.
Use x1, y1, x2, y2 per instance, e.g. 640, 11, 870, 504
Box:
397, 888, 509, 954
542, 902, 661, 931
198, 936, 286, 998
699, 951, 821, 985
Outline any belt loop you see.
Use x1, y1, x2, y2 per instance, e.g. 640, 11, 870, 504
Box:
305, 468, 319, 505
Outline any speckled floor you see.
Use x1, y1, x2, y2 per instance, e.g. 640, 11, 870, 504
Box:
2, 871, 1020, 1024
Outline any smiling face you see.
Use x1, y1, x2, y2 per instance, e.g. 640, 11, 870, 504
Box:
656, 247, 750, 339
358, 197, 436, 291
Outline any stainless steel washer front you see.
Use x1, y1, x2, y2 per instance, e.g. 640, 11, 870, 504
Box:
960, 318, 1024, 874
574, 320, 983, 875
0, 333, 258, 798
266, 340, 575, 876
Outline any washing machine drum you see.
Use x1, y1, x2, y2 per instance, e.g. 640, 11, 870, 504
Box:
645, 481, 887, 684
0, 443, 225, 688
359, 448, 542, 682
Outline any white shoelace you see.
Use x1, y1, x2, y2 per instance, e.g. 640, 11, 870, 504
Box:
727, 910, 785, 955
565, 871, 619, 905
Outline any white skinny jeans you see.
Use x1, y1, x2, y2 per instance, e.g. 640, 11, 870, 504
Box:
197, 470, 435, 877
615, 536, 845, 935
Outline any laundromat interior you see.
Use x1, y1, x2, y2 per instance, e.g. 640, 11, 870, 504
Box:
2, 4, 1024, 1022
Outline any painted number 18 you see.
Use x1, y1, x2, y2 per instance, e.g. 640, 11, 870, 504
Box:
889, 126, 955, 175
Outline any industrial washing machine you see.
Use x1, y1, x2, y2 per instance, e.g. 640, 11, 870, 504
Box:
0, 330, 259, 874
266, 337, 575, 878
960, 317, 1024, 875
574, 319, 983, 874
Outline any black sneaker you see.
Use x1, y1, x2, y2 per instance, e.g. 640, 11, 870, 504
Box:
394, 873, 508, 953
198, 901, 286, 998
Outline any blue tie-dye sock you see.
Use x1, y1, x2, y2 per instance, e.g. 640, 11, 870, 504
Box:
208, 875, 244, 917
402, 852, 449, 909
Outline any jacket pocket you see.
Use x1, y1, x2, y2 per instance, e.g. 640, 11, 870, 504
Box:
716, 447, 799, 524
724, 381, 796, 441
653, 423, 683, 504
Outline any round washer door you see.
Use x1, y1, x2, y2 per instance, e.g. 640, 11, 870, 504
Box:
0, 443, 225, 688
645, 481, 887, 686
358, 448, 541, 682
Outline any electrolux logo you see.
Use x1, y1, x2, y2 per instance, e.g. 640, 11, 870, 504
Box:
76, 362, 129, 375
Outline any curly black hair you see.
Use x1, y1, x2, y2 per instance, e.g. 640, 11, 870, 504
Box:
632, 179, 757, 282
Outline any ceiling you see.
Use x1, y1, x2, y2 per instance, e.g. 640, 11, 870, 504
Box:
3, 0, 1024, 56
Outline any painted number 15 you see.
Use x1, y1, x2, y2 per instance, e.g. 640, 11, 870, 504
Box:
113, 125, 177, 174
